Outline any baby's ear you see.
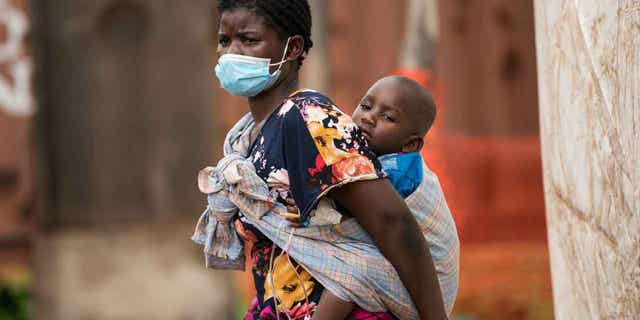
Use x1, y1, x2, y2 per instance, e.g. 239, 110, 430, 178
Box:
401, 136, 424, 153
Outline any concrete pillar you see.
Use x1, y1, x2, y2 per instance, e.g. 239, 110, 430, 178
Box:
534, 0, 640, 318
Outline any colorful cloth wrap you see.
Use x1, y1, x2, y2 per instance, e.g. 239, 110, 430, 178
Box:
192, 113, 460, 319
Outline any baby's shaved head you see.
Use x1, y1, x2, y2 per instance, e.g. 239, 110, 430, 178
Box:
376, 76, 436, 136
353, 75, 437, 154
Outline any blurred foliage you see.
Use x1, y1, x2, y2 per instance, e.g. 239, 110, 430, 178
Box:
0, 284, 30, 320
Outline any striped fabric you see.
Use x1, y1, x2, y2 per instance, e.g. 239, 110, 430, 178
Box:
192, 113, 459, 319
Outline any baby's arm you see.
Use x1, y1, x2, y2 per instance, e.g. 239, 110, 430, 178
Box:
281, 197, 355, 319
312, 291, 356, 320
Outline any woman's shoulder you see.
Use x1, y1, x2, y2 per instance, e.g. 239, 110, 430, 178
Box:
289, 88, 334, 105
277, 89, 355, 129
279, 89, 377, 170
277, 89, 343, 118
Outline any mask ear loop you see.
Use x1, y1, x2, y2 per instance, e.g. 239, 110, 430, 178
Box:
266, 207, 295, 320
267, 219, 311, 320
267, 242, 283, 320
283, 229, 313, 317
269, 37, 293, 72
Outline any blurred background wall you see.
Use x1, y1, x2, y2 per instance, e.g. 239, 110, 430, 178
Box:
1, 0, 33, 300
0, 0, 553, 319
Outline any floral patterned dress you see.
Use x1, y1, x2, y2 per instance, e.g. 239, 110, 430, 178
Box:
238, 89, 397, 320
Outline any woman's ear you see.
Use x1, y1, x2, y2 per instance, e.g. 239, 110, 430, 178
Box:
285, 35, 305, 62
401, 136, 424, 153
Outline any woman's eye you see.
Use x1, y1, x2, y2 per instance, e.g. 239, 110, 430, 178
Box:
382, 114, 395, 122
243, 37, 258, 45
218, 37, 230, 47
359, 104, 371, 110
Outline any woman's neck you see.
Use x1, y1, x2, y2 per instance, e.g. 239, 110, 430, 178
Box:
248, 72, 300, 124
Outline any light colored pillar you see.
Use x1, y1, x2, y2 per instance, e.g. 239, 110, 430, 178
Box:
534, 0, 640, 318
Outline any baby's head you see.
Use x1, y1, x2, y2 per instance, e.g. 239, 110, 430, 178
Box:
352, 76, 436, 155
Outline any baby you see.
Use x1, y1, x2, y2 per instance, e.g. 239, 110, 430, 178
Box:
285, 76, 460, 319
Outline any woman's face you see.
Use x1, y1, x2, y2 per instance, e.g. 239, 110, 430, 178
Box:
217, 8, 287, 73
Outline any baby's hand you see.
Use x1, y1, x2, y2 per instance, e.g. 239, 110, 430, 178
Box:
282, 197, 304, 228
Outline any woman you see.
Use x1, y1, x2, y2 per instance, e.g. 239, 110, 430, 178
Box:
213, 1, 446, 319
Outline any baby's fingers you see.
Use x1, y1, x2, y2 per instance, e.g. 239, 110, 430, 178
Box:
284, 198, 298, 216
280, 212, 304, 227
286, 204, 298, 214
280, 212, 301, 221
285, 197, 296, 206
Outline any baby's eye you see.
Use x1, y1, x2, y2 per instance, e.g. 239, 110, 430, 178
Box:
358, 103, 371, 111
242, 37, 259, 45
382, 114, 395, 122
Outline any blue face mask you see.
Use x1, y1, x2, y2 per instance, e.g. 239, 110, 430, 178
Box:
214, 38, 291, 97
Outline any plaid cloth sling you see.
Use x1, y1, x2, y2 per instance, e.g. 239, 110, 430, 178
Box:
192, 113, 459, 319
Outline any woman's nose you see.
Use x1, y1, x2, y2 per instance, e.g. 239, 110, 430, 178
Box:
219, 40, 242, 56
227, 40, 244, 55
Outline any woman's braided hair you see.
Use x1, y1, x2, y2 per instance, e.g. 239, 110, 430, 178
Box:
218, 0, 313, 65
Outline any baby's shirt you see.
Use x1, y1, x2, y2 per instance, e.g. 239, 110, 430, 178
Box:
379, 152, 423, 198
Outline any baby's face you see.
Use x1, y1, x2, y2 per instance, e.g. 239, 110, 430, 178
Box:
352, 80, 415, 155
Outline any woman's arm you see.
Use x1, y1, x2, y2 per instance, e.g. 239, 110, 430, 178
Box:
330, 178, 447, 320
